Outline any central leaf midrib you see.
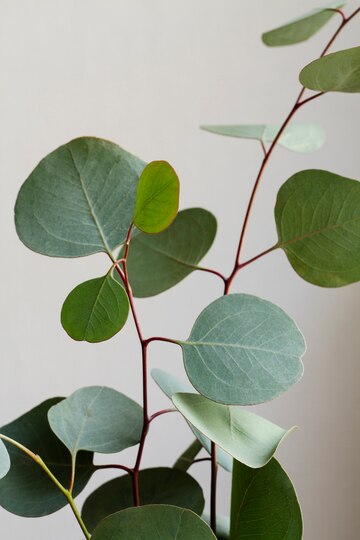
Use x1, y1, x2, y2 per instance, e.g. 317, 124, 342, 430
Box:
279, 213, 360, 248
134, 181, 174, 222
67, 145, 113, 256
184, 340, 296, 357
137, 236, 200, 269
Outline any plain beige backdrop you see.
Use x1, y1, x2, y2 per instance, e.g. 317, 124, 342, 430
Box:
0, 1, 359, 538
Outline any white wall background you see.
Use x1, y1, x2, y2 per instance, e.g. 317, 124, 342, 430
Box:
0, 1, 359, 538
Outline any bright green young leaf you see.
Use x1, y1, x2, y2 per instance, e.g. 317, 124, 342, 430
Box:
61, 273, 129, 342
230, 459, 302, 539
91, 505, 217, 540
179, 294, 305, 405
122, 208, 217, 297
262, 2, 345, 46
82, 467, 205, 532
152, 368, 232, 472
173, 394, 295, 468
0, 399, 94, 517
15, 137, 145, 258
201, 124, 325, 153
0, 441, 10, 480
300, 47, 360, 93
275, 169, 360, 287
202, 513, 230, 540
133, 160, 180, 233
48, 387, 143, 461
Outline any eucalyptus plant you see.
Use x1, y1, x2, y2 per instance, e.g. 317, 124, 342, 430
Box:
1, 4, 359, 539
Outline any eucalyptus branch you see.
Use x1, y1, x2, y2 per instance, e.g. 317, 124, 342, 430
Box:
149, 409, 177, 423
224, 9, 360, 295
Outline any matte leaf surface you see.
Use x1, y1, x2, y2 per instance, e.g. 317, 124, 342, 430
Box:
61, 273, 129, 342
173, 394, 295, 469
0, 399, 94, 517
0, 441, 10, 480
82, 467, 205, 532
180, 294, 305, 405
262, 2, 344, 46
124, 208, 217, 297
300, 47, 360, 93
275, 169, 360, 287
152, 369, 232, 472
134, 160, 179, 233
48, 386, 142, 459
15, 137, 145, 257
201, 123, 325, 152
230, 459, 302, 539
91, 505, 217, 540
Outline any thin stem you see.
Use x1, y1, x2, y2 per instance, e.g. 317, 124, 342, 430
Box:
94, 463, 133, 474
260, 140, 267, 157
143, 336, 180, 347
194, 265, 227, 284
210, 442, 218, 535
192, 457, 212, 465
238, 244, 278, 270
149, 408, 177, 423
326, 8, 346, 23
224, 10, 360, 295
0, 435, 90, 539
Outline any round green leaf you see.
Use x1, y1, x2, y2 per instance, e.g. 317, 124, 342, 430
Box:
262, 2, 345, 46
0, 399, 94, 517
152, 368, 232, 472
275, 169, 360, 287
300, 47, 360, 93
0, 441, 10, 480
122, 208, 217, 297
48, 386, 143, 458
180, 294, 305, 405
82, 467, 205, 532
133, 160, 180, 233
15, 137, 146, 257
230, 459, 302, 539
61, 273, 129, 343
91, 505, 217, 540
201, 124, 325, 153
173, 394, 295, 469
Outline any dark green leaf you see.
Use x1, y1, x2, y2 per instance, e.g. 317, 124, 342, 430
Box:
0, 399, 94, 517
230, 459, 302, 539
300, 47, 360, 93
275, 169, 360, 287
91, 505, 217, 539
152, 369, 232, 472
61, 273, 129, 342
262, 2, 345, 46
0, 441, 10, 480
179, 294, 305, 405
173, 394, 295, 469
201, 124, 325, 152
15, 137, 145, 257
48, 386, 142, 459
123, 208, 217, 297
82, 467, 205, 532
134, 161, 179, 233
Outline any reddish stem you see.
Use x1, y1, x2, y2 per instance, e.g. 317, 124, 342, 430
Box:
95, 463, 133, 475
224, 8, 360, 295
149, 408, 177, 423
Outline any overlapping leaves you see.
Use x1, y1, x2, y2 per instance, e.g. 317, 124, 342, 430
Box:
123, 208, 217, 297
91, 505, 217, 540
82, 467, 205, 532
0, 399, 94, 517
15, 137, 146, 257
173, 394, 295, 468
